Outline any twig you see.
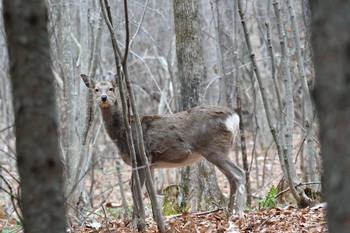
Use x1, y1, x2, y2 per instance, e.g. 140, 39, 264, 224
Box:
0, 137, 17, 160
253, 172, 283, 197
122, 0, 130, 65
0, 165, 19, 184
258, 215, 275, 230
129, 0, 149, 49
0, 124, 14, 133
196, 208, 222, 216
0, 175, 23, 223
116, 43, 173, 113
101, 203, 112, 233
164, 208, 223, 221
275, 182, 322, 198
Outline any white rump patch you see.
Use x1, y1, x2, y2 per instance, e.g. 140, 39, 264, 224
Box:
225, 113, 240, 134
238, 184, 245, 195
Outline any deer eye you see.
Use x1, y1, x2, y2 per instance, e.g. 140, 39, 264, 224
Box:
109, 88, 114, 91
95, 89, 99, 92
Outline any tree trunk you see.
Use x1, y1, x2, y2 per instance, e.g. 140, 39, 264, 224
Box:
173, 0, 225, 211
174, 0, 204, 111
214, 0, 235, 108
311, 1, 350, 232
272, 0, 301, 203
59, 0, 80, 216
3, 0, 66, 232
286, 0, 317, 189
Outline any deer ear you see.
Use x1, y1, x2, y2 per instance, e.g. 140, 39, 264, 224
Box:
81, 74, 96, 88
112, 74, 118, 87
111, 79, 117, 87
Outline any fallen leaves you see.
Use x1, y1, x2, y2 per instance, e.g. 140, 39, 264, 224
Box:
64, 205, 327, 232
236, 205, 327, 233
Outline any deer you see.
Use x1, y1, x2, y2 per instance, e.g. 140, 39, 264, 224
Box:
81, 74, 246, 216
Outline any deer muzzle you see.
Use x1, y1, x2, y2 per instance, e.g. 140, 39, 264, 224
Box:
101, 94, 107, 102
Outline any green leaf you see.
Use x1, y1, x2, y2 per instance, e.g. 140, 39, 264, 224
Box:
259, 185, 278, 208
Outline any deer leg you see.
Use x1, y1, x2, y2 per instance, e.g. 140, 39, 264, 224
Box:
204, 155, 245, 216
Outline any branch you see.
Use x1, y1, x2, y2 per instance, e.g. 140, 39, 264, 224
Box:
0, 175, 23, 223
275, 182, 322, 198
129, 0, 149, 49
122, 0, 130, 65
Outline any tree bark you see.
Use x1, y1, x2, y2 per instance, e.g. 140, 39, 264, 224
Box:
174, 0, 225, 211
3, 0, 66, 232
311, 1, 350, 232
213, 0, 235, 108
59, 0, 80, 216
174, 0, 204, 111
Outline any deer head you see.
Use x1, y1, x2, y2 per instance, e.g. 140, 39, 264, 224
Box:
81, 74, 117, 109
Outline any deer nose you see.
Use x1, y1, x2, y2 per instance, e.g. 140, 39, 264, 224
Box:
101, 95, 107, 102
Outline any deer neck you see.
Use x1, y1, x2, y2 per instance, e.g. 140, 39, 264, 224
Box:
100, 104, 131, 165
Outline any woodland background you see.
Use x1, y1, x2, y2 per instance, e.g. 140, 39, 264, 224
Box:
0, 0, 349, 232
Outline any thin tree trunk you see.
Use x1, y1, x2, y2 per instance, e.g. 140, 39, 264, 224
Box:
232, 0, 251, 207
100, 0, 145, 229
213, 0, 235, 108
272, 0, 299, 199
60, 0, 80, 215
286, 0, 317, 188
101, 0, 165, 231
236, 0, 286, 178
236, 68, 251, 207
272, 0, 313, 207
72, 0, 93, 218
237, 0, 312, 206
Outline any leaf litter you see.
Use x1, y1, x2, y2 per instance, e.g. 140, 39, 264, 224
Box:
64, 205, 326, 233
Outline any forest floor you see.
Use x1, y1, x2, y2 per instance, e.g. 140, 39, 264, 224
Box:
0, 204, 327, 232
68, 206, 327, 232
0, 153, 327, 233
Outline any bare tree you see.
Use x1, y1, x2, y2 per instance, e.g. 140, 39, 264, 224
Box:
57, 0, 96, 219
212, 0, 235, 108
3, 0, 66, 232
311, 1, 350, 232
59, 0, 81, 216
286, 0, 317, 189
